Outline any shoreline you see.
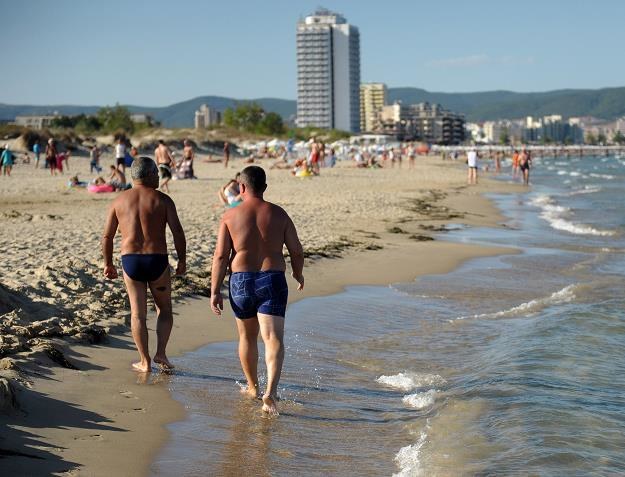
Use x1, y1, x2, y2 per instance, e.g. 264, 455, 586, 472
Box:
0, 158, 523, 476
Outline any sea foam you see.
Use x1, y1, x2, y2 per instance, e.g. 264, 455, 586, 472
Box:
531, 194, 615, 236
393, 429, 428, 477
402, 390, 438, 409
376, 372, 446, 391
455, 284, 578, 321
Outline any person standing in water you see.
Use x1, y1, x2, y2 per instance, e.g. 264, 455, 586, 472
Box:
519, 147, 532, 186
210, 166, 304, 416
102, 157, 186, 373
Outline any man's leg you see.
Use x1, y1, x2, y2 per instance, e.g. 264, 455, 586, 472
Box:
122, 272, 150, 372
235, 317, 260, 398
148, 267, 174, 369
258, 313, 285, 415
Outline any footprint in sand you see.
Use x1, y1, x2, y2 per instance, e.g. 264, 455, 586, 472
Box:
119, 390, 138, 399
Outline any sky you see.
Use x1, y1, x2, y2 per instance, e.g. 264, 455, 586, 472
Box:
1, 0, 625, 106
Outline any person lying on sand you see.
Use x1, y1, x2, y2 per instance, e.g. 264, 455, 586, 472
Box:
108, 165, 129, 190
102, 157, 186, 373
210, 166, 304, 416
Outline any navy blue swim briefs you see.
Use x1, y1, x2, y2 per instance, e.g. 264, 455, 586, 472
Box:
229, 270, 288, 319
121, 254, 169, 282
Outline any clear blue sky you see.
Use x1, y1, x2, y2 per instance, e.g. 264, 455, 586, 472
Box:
2, 0, 624, 106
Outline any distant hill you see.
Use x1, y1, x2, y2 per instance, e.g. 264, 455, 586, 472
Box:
387, 87, 625, 121
0, 96, 297, 129
3, 87, 625, 127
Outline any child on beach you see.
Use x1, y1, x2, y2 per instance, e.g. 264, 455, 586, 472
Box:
1, 144, 14, 176
90, 145, 102, 174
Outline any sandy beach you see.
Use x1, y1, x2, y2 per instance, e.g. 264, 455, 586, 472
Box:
0, 151, 522, 475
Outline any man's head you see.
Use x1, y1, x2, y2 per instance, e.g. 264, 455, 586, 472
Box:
131, 156, 159, 188
110, 165, 116, 171
239, 166, 267, 196
158, 139, 165, 146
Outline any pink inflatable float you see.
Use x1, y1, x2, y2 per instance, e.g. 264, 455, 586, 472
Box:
87, 184, 115, 193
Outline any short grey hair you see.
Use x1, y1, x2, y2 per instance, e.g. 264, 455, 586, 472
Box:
131, 156, 158, 180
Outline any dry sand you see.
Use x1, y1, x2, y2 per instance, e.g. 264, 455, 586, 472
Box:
0, 151, 523, 475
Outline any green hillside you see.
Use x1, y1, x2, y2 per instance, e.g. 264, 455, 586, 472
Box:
387, 87, 625, 121
3, 87, 625, 127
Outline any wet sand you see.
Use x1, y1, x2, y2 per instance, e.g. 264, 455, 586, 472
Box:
0, 153, 522, 475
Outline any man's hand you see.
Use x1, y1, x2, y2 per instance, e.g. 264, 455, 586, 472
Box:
176, 260, 186, 276
104, 264, 118, 279
292, 272, 305, 291
211, 292, 223, 316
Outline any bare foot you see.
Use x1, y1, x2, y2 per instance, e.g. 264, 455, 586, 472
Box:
132, 361, 151, 373
153, 355, 174, 370
261, 394, 279, 416
240, 385, 259, 399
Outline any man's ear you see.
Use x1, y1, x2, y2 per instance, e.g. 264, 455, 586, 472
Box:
239, 182, 246, 194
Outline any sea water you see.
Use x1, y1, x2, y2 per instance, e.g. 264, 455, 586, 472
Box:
152, 154, 625, 476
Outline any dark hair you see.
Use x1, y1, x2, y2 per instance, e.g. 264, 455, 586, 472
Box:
158, 139, 165, 145
240, 166, 266, 193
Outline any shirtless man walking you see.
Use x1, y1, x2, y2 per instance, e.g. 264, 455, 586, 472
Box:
210, 166, 304, 415
102, 157, 186, 372
155, 140, 175, 193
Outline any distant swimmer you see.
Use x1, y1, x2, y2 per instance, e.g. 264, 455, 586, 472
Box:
210, 166, 304, 416
102, 157, 186, 373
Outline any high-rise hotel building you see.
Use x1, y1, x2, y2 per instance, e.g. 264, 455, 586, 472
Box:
296, 9, 360, 132
360, 83, 387, 132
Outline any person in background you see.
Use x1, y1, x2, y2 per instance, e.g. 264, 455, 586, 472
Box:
45, 138, 58, 176
327, 148, 337, 168
179, 139, 195, 179
108, 164, 128, 190
115, 137, 127, 173
218, 172, 242, 207
90, 145, 102, 174
467, 147, 479, 185
1, 144, 14, 176
56, 150, 70, 174
155, 140, 175, 193
223, 141, 231, 168
33, 140, 41, 168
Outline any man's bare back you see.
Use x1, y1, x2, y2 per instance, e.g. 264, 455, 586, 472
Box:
155, 143, 172, 165
109, 187, 170, 255
222, 198, 294, 272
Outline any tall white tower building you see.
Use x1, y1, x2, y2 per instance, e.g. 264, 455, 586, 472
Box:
296, 9, 361, 132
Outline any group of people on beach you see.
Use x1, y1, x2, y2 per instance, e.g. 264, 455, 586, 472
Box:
102, 157, 304, 415
465, 146, 532, 185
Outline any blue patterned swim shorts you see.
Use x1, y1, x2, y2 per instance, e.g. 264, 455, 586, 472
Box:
229, 270, 288, 319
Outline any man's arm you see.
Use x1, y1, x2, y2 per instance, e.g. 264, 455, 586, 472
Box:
102, 203, 119, 279
210, 218, 233, 315
284, 216, 304, 290
165, 196, 186, 275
